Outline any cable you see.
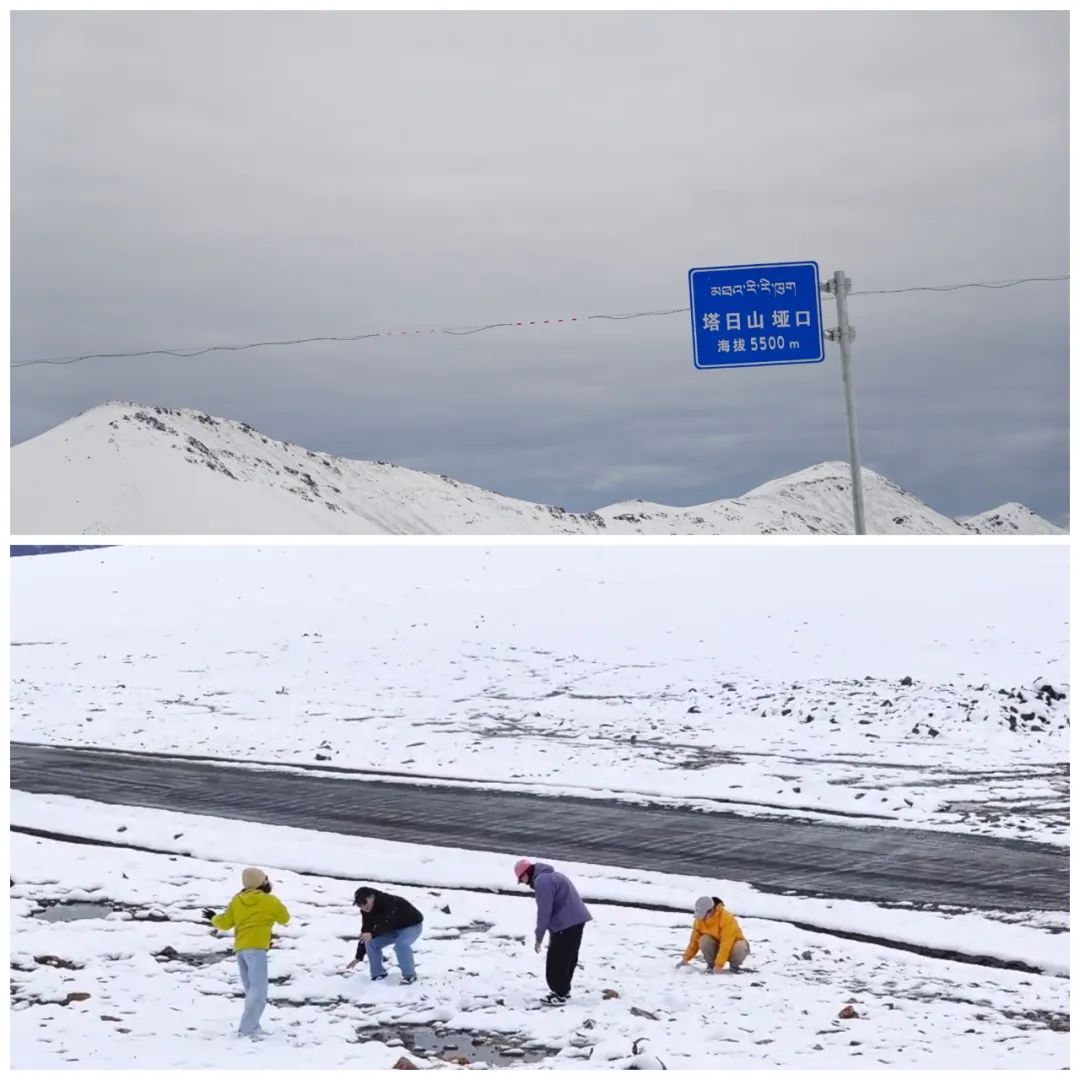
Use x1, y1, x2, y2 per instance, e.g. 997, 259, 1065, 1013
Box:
851, 274, 1069, 296
586, 306, 690, 321
11, 332, 386, 369
10, 273, 1068, 370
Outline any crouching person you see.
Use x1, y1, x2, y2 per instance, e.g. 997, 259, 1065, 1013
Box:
347, 886, 424, 984
677, 896, 750, 974
203, 867, 290, 1038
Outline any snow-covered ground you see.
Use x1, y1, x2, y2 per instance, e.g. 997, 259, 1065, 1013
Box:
11, 545, 1069, 844
10, 796, 1069, 1069
11, 402, 1066, 534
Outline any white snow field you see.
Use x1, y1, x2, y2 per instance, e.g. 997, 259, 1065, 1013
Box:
11, 545, 1069, 845
10, 796, 1069, 1070
11, 402, 1066, 534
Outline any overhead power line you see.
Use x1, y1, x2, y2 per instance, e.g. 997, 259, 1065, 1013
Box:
10, 273, 1068, 371
850, 274, 1069, 296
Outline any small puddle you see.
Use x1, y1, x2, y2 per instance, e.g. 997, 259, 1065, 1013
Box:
362, 1024, 554, 1066
33, 902, 114, 922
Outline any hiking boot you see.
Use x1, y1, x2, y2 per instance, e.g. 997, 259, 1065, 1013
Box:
540, 992, 568, 1007
401, 974, 417, 985
371, 972, 387, 982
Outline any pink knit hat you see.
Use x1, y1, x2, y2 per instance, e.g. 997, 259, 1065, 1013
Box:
514, 858, 534, 883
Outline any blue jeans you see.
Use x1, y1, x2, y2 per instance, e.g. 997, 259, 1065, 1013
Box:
236, 948, 268, 1034
366, 923, 422, 979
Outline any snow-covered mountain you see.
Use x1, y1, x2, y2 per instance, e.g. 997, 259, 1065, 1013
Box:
961, 503, 1066, 535
11, 402, 1066, 535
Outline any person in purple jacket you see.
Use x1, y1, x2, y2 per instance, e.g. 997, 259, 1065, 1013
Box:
515, 858, 592, 1006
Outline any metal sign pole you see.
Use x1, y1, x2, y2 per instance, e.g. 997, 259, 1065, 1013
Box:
824, 270, 867, 534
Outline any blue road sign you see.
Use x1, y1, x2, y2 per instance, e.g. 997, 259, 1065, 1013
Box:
689, 261, 825, 369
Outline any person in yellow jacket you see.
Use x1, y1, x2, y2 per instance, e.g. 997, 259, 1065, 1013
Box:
202, 867, 291, 1037
676, 896, 749, 974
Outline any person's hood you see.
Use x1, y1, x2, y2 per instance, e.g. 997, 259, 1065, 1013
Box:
237, 890, 268, 908
533, 863, 555, 877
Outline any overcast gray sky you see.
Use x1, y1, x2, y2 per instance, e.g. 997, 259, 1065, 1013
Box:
11, 10, 1069, 523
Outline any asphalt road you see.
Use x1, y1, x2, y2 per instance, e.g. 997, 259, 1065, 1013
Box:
10, 743, 1068, 912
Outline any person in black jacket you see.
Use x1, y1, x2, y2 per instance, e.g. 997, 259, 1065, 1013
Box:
345, 886, 424, 984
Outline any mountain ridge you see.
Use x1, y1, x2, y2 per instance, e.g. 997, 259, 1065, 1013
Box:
11, 401, 1065, 535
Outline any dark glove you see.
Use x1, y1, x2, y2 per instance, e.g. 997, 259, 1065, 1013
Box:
355, 943, 367, 962
201, 908, 217, 923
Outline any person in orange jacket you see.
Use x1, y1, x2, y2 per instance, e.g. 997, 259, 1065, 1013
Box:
676, 896, 749, 974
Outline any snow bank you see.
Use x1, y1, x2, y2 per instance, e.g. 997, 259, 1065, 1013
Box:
11, 793, 1069, 977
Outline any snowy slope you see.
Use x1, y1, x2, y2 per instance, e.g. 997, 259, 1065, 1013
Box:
11, 545, 1069, 843
11, 402, 1063, 534
10, 801, 1069, 1069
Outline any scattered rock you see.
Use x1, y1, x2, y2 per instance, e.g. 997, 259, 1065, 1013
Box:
34, 955, 80, 970
62, 992, 91, 1005
314, 754, 331, 762
838, 1005, 858, 1020
100, 1015, 122, 1022
687, 706, 701, 714
603, 988, 621, 1000
582, 1018, 596, 1030
927, 727, 939, 738
630, 1006, 660, 1021
117, 826, 128, 834
392, 1057, 418, 1070
899, 676, 913, 686
801, 950, 813, 960
440, 905, 451, 915
154, 946, 179, 960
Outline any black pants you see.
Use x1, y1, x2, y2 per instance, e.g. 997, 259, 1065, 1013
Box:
546, 923, 585, 998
